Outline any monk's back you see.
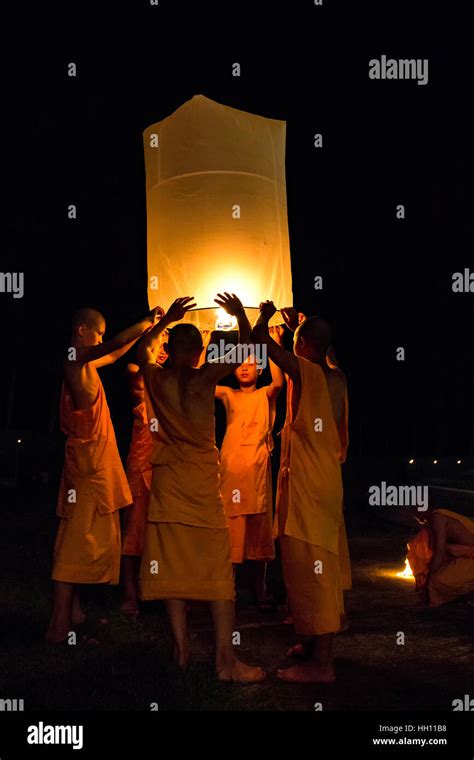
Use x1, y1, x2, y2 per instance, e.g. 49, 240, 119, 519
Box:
156, 366, 216, 424
437, 512, 474, 547
323, 367, 347, 431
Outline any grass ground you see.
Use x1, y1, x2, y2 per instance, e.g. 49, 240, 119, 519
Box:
1, 492, 473, 711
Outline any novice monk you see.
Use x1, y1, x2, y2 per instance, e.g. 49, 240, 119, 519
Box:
252, 302, 344, 683
407, 507, 474, 606
120, 332, 168, 617
216, 327, 284, 609
46, 306, 161, 643
281, 309, 352, 634
138, 293, 265, 683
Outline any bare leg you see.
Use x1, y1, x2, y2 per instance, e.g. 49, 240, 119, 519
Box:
120, 556, 140, 616
71, 585, 87, 625
46, 581, 74, 642
209, 599, 266, 683
165, 600, 189, 668
278, 633, 336, 683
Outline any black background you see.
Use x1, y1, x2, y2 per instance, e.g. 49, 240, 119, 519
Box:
2, 0, 473, 462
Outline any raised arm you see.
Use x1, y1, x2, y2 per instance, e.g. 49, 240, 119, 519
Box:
281, 307, 307, 332
266, 326, 285, 399
126, 363, 145, 406
251, 301, 300, 383
137, 297, 196, 368
75, 308, 162, 366
202, 293, 252, 382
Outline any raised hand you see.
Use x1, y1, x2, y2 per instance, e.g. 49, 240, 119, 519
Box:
165, 297, 197, 323
258, 300, 277, 322
269, 324, 285, 344
214, 292, 245, 317
280, 307, 299, 332
147, 305, 165, 324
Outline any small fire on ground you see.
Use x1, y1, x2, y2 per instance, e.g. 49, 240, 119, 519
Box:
395, 558, 414, 580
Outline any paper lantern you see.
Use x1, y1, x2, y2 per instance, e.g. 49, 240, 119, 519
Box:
143, 95, 293, 329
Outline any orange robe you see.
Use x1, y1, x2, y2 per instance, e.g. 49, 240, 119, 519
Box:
52, 379, 132, 584
219, 387, 275, 564
121, 400, 154, 557
407, 509, 474, 606
274, 357, 344, 635
139, 366, 234, 601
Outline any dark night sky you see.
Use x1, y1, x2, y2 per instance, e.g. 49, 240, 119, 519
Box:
2, 1, 473, 459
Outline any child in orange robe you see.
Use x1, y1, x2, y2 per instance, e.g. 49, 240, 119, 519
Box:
252, 303, 345, 683
216, 326, 284, 608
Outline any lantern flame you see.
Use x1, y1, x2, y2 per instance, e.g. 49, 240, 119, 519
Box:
215, 308, 237, 331
395, 558, 414, 579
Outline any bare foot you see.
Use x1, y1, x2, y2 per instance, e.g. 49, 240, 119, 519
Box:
217, 659, 266, 683
277, 662, 335, 683
286, 643, 311, 659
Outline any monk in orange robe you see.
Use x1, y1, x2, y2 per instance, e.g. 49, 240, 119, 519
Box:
311, 334, 352, 625
138, 294, 265, 683
216, 327, 284, 608
120, 334, 168, 617
46, 306, 161, 643
252, 303, 345, 683
277, 312, 352, 641
407, 508, 474, 606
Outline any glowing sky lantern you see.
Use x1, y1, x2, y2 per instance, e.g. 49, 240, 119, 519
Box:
144, 95, 293, 330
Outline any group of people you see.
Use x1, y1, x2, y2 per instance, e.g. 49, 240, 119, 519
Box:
45, 292, 474, 684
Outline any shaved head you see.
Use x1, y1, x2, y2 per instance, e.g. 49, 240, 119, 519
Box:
293, 316, 333, 363
71, 307, 106, 346
167, 323, 203, 357
72, 307, 105, 330
296, 316, 332, 355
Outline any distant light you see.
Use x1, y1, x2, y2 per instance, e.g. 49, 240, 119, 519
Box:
409, 458, 414, 464
17, 439, 22, 444
433, 459, 438, 464
457, 459, 462, 464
